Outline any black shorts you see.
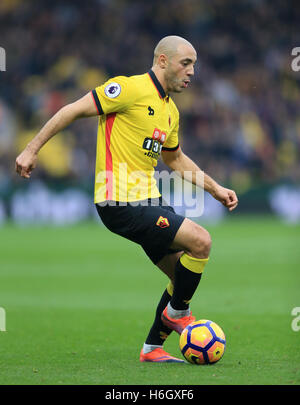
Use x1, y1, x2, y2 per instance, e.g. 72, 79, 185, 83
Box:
95, 197, 185, 264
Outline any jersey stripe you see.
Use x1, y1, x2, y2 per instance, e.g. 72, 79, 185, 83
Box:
162, 144, 180, 152
105, 113, 116, 199
91, 89, 104, 115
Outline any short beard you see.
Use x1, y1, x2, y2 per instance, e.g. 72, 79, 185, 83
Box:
164, 68, 181, 93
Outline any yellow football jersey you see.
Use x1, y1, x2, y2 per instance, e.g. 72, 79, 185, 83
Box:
91, 70, 180, 203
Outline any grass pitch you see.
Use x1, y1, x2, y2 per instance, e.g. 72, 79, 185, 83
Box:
0, 216, 299, 385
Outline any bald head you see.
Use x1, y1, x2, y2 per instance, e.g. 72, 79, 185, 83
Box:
151, 35, 197, 94
153, 35, 195, 64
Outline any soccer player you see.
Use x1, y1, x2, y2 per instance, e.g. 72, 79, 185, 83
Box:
15, 36, 238, 363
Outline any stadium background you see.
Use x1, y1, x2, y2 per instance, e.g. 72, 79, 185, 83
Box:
0, 0, 299, 386
0, 0, 300, 224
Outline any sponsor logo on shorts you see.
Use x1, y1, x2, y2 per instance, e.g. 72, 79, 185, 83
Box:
156, 216, 169, 228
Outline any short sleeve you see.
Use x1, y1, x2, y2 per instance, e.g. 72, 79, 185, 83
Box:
91, 76, 138, 115
162, 114, 179, 151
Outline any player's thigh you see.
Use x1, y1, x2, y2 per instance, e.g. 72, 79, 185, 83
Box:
169, 218, 212, 258
156, 250, 183, 283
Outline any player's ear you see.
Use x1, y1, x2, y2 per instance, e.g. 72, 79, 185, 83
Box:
158, 54, 168, 69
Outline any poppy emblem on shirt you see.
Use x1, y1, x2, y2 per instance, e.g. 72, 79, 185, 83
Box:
104, 82, 121, 98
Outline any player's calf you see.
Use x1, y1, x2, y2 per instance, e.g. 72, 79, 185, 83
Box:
162, 225, 211, 332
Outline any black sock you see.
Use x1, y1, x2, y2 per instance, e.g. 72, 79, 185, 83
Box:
145, 289, 173, 345
170, 258, 202, 311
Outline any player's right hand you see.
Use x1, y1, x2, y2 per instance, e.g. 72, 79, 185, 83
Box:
15, 148, 38, 179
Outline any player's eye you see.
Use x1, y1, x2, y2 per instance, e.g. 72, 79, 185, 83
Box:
181, 60, 196, 67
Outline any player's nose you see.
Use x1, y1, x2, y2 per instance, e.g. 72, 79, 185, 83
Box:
187, 65, 194, 77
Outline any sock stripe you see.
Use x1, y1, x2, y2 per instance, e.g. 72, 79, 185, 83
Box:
166, 281, 174, 296
180, 253, 209, 274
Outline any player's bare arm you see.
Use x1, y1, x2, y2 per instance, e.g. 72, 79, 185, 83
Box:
161, 147, 238, 211
15, 92, 98, 179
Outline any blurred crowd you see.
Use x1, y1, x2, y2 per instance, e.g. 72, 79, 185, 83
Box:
0, 0, 300, 197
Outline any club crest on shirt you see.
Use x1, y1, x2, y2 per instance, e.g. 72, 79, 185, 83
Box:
104, 82, 121, 98
156, 216, 170, 228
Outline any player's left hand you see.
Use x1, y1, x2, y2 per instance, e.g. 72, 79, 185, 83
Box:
211, 186, 238, 211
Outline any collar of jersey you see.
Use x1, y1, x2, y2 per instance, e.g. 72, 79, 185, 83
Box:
147, 69, 168, 99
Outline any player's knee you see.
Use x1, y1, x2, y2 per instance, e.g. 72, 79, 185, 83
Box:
191, 228, 212, 258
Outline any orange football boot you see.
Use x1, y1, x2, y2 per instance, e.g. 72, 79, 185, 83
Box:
161, 306, 195, 334
140, 348, 184, 363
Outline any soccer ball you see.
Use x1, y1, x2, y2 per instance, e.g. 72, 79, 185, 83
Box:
179, 319, 226, 365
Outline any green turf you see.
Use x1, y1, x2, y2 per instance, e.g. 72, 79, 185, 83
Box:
0, 216, 299, 385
